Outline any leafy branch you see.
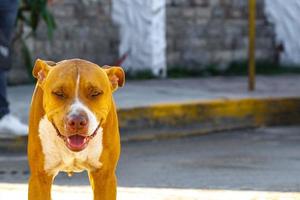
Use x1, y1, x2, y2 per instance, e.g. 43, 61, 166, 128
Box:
14, 0, 56, 78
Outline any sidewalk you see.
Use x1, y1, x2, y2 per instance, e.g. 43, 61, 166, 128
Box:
8, 75, 300, 123
1, 75, 300, 149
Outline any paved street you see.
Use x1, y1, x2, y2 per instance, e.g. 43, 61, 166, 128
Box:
0, 126, 300, 199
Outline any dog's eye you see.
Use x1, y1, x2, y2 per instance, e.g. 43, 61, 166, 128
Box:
90, 90, 103, 98
52, 91, 66, 99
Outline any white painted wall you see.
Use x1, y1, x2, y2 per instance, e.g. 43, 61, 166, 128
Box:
112, 0, 166, 76
265, 0, 300, 66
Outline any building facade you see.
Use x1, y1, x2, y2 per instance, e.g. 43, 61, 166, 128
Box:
11, 0, 277, 83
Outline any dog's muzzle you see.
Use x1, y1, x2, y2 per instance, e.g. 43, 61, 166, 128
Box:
51, 121, 101, 152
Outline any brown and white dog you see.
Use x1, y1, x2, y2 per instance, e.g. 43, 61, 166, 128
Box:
27, 59, 125, 200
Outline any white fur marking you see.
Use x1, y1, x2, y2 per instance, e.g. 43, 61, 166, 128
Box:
75, 73, 80, 98
39, 116, 103, 175
68, 72, 98, 136
68, 101, 99, 136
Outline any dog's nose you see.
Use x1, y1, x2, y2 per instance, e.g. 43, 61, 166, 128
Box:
66, 113, 88, 133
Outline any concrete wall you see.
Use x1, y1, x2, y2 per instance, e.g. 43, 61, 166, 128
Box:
10, 0, 119, 84
10, 0, 277, 83
166, 0, 276, 69
32, 0, 119, 66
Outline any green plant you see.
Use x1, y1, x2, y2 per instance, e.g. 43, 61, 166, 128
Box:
225, 60, 300, 75
125, 69, 156, 80
15, 0, 56, 79
167, 60, 300, 79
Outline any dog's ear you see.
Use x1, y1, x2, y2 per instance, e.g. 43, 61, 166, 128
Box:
32, 59, 56, 84
103, 65, 125, 92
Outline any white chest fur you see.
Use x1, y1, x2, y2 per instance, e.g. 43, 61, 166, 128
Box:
38, 116, 103, 176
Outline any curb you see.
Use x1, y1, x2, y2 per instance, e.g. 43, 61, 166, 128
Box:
1, 97, 300, 152
118, 97, 300, 140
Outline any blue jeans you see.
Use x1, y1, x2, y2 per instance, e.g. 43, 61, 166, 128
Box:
0, 0, 19, 118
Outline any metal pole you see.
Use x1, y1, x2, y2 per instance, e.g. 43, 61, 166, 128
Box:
248, 0, 256, 91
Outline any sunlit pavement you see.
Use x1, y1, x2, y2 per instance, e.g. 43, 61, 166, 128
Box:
0, 184, 300, 200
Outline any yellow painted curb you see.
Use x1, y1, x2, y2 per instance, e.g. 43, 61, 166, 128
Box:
1, 97, 300, 152
118, 97, 300, 141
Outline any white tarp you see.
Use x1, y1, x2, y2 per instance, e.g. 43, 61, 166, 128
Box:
112, 0, 166, 76
265, 0, 300, 65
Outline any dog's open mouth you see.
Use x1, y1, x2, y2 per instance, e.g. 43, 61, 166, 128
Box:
66, 135, 89, 152
51, 121, 101, 152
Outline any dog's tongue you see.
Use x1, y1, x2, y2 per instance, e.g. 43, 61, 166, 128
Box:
66, 135, 88, 152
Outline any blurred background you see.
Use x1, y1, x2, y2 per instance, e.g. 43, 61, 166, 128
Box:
9, 0, 300, 84
1, 0, 300, 199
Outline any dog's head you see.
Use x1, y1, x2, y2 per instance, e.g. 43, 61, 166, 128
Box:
33, 59, 125, 152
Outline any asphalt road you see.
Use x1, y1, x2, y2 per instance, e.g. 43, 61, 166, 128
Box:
0, 126, 300, 199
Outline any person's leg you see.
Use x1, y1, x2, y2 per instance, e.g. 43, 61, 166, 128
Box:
0, 0, 19, 117
0, 0, 19, 39
0, 0, 28, 135
0, 71, 9, 118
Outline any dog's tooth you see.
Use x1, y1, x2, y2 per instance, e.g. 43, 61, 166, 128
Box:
67, 171, 73, 177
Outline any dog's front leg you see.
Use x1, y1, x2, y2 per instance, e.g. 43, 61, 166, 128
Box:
28, 172, 53, 200
89, 170, 117, 200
